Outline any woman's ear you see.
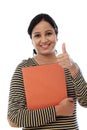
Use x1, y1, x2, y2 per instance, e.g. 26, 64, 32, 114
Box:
56, 35, 58, 41
56, 37, 58, 41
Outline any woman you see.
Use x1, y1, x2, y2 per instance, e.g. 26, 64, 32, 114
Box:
7, 13, 87, 130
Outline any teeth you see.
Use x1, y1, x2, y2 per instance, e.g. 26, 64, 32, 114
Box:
42, 44, 49, 48
40, 44, 50, 49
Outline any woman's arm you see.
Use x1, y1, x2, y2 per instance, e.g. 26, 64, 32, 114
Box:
7, 118, 18, 127
7, 61, 56, 128
70, 64, 87, 107
57, 43, 87, 107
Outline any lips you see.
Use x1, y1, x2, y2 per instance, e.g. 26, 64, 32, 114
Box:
40, 43, 50, 49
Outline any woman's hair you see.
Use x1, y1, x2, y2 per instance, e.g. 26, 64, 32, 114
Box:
28, 13, 58, 38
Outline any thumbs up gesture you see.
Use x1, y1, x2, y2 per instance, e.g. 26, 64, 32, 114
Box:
62, 42, 67, 53
57, 43, 73, 69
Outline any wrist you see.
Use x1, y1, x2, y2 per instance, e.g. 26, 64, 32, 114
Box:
69, 63, 79, 78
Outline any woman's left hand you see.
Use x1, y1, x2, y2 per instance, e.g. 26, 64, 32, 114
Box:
57, 43, 73, 69
57, 43, 79, 77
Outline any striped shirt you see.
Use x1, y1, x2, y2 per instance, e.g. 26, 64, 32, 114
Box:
7, 58, 87, 130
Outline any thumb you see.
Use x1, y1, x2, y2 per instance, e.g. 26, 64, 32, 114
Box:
68, 98, 74, 102
62, 43, 67, 53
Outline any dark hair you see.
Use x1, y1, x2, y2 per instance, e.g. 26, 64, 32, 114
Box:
28, 13, 58, 38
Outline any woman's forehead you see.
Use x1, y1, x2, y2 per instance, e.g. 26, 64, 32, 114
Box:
32, 20, 54, 33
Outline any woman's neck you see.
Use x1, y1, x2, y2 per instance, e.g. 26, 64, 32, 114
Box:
33, 54, 58, 65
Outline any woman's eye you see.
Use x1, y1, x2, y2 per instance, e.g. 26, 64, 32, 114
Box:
34, 34, 41, 38
46, 32, 52, 36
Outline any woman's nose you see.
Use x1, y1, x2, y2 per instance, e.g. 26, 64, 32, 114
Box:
41, 36, 47, 42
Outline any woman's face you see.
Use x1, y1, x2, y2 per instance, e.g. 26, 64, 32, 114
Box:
32, 20, 58, 55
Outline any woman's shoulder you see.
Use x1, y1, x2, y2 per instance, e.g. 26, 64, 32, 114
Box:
16, 57, 37, 68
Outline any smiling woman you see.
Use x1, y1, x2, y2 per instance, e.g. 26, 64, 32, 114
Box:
7, 13, 87, 130
31, 20, 57, 60
28, 13, 58, 58
0, 0, 87, 130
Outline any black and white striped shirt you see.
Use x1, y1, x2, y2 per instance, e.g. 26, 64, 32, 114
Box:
7, 58, 87, 130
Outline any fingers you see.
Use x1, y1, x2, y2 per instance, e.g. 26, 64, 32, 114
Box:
62, 43, 67, 53
56, 97, 75, 116
68, 98, 74, 102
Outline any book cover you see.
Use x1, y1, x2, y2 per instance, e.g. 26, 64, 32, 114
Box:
22, 63, 67, 110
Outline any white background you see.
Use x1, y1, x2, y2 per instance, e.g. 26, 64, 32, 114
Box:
0, 0, 87, 129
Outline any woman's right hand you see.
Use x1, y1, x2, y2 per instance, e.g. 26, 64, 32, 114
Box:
55, 98, 75, 116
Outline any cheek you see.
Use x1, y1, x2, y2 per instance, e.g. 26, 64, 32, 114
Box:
52, 37, 57, 44
51, 35, 57, 42
32, 39, 37, 45
32, 40, 40, 48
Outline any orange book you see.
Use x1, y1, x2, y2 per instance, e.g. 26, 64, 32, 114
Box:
22, 63, 67, 110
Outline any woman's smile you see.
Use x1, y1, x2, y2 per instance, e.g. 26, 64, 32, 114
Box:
40, 43, 51, 49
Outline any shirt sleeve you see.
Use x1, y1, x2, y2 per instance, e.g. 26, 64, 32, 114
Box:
7, 62, 56, 128
72, 68, 87, 107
